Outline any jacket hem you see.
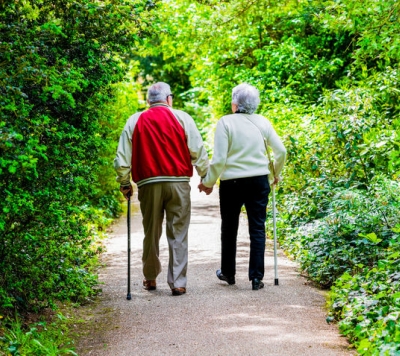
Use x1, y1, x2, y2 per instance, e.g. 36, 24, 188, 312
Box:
136, 176, 191, 188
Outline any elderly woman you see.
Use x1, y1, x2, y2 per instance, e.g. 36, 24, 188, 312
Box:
199, 83, 286, 290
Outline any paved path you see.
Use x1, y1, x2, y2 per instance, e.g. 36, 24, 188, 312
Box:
75, 178, 354, 355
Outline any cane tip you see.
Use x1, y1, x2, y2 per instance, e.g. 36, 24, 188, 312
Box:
126, 293, 132, 300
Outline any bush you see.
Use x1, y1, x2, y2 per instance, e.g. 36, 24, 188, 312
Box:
281, 176, 400, 287
0, 0, 149, 312
329, 248, 400, 355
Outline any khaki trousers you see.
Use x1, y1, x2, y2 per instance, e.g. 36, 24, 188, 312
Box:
138, 181, 191, 289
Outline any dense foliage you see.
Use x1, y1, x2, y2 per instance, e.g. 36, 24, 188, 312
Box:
0, 0, 149, 313
1, 0, 400, 354
134, 0, 400, 353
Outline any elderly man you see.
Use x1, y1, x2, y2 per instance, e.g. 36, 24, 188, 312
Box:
114, 82, 209, 296
199, 83, 286, 290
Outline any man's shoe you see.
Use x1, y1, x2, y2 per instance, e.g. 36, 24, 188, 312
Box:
252, 278, 264, 290
143, 279, 156, 291
216, 269, 235, 285
171, 287, 186, 296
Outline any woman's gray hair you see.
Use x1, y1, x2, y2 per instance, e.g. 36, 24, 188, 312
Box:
147, 82, 172, 104
231, 83, 260, 114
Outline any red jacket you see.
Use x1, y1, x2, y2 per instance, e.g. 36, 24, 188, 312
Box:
131, 106, 192, 184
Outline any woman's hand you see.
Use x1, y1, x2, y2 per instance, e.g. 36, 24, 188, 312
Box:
198, 182, 213, 195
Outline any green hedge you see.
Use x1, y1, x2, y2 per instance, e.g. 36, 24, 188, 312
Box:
0, 0, 149, 312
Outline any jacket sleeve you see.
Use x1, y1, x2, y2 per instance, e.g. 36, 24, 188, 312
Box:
266, 124, 287, 179
173, 109, 209, 178
201, 119, 228, 188
113, 113, 140, 186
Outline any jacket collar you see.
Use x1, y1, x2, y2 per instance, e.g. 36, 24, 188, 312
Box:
150, 103, 170, 108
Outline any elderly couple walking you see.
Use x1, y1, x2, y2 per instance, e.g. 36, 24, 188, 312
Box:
114, 82, 286, 296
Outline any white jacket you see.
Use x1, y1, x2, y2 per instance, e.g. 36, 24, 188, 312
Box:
202, 113, 286, 187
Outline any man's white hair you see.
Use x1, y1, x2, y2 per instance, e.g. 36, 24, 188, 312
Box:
232, 83, 260, 114
147, 82, 172, 104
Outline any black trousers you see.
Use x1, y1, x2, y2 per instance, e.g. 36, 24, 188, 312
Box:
219, 175, 270, 281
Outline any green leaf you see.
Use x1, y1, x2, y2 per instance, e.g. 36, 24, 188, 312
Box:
375, 141, 387, 148
8, 165, 17, 174
358, 232, 382, 244
392, 292, 400, 300
357, 338, 371, 353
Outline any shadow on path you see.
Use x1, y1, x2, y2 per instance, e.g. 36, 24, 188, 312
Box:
75, 178, 354, 356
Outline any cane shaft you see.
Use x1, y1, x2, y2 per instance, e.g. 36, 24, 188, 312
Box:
272, 185, 279, 285
127, 196, 132, 299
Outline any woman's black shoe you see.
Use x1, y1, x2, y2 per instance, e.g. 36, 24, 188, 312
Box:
252, 278, 264, 290
216, 269, 235, 285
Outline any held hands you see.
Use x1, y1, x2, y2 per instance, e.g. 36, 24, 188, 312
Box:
198, 182, 213, 195
120, 184, 133, 200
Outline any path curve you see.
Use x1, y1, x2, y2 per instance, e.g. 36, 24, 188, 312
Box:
75, 177, 354, 356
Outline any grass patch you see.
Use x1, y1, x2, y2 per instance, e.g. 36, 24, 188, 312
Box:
0, 310, 78, 355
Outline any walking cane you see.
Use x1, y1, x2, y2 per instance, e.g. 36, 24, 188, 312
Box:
126, 192, 132, 300
272, 183, 279, 286
267, 148, 279, 286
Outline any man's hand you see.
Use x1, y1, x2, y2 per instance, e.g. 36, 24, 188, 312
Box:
120, 184, 133, 200
273, 176, 279, 185
198, 182, 213, 195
